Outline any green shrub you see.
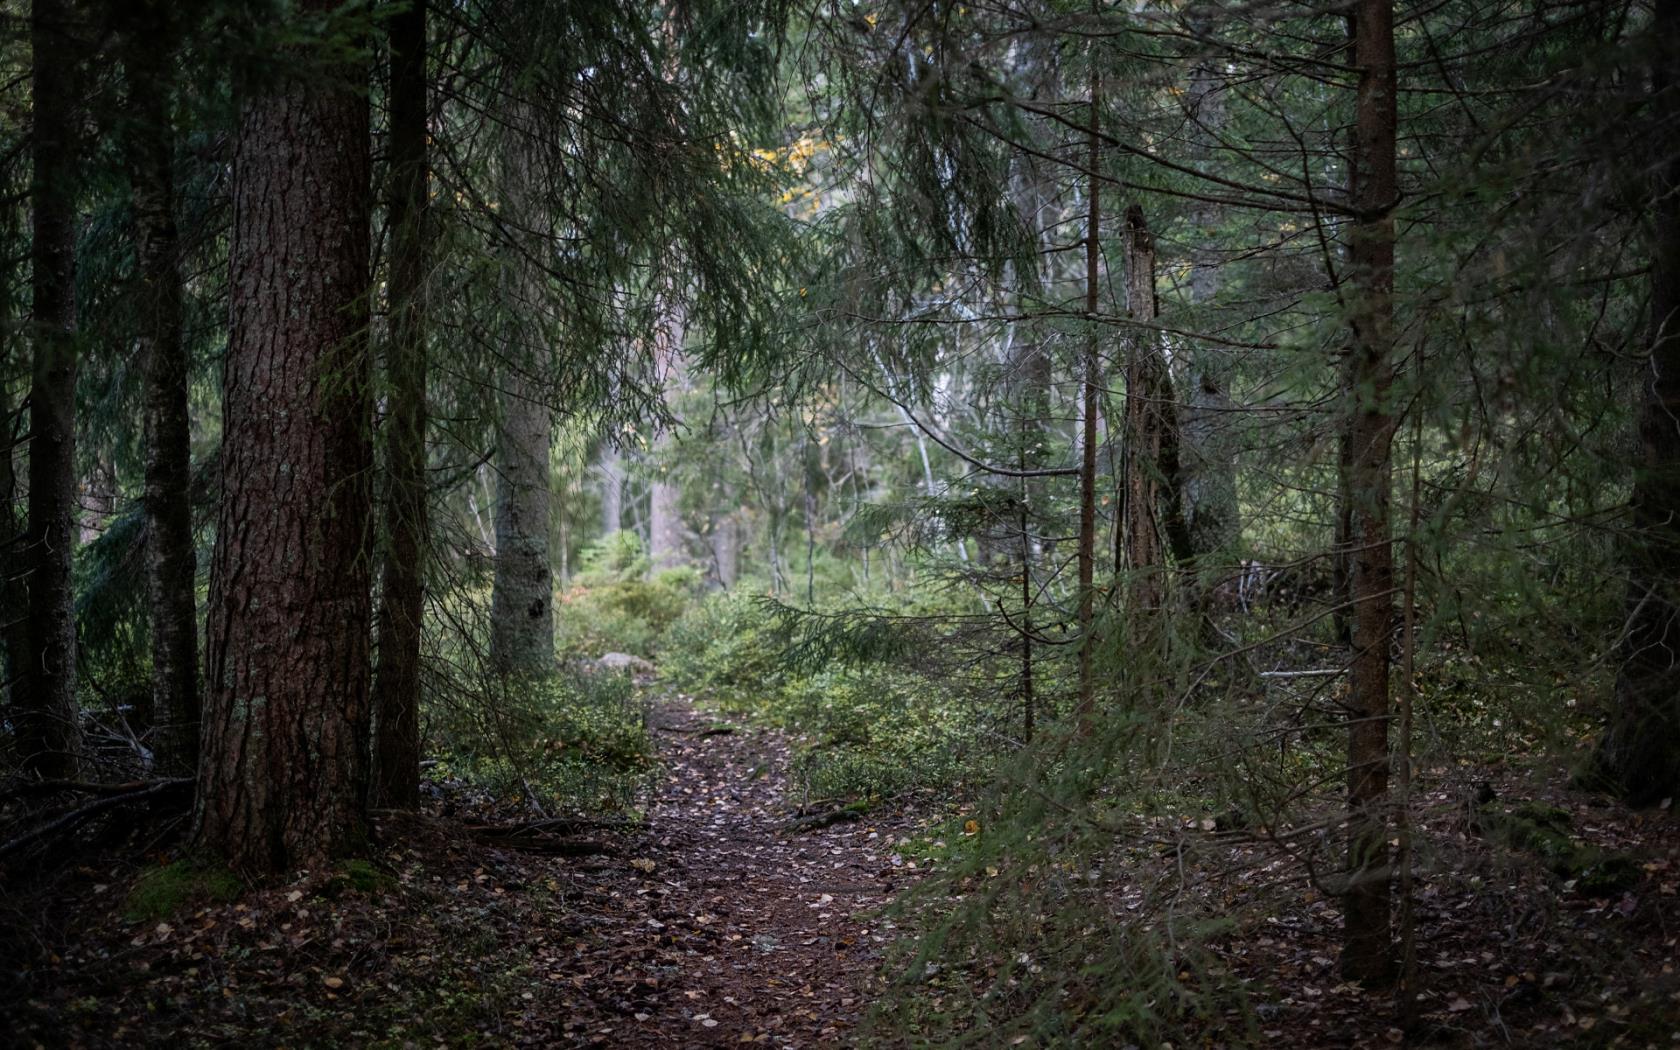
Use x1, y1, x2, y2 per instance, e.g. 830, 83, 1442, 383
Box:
660, 591, 791, 709
430, 669, 657, 813
554, 531, 704, 659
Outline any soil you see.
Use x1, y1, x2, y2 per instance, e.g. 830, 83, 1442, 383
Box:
2, 695, 930, 1048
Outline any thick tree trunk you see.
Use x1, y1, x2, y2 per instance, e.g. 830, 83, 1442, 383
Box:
1341, 0, 1399, 986
488, 119, 554, 679
1598, 0, 1680, 806
197, 5, 374, 872
489, 364, 553, 676
1119, 205, 1194, 616
2, 361, 25, 714
648, 294, 689, 573
709, 512, 739, 588
125, 11, 199, 776
371, 0, 429, 810
18, 0, 82, 779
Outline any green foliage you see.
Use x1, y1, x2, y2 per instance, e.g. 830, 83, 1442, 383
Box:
664, 592, 988, 800
781, 665, 977, 800
554, 532, 705, 659
429, 670, 656, 813
124, 859, 242, 922
661, 591, 792, 709
324, 860, 397, 898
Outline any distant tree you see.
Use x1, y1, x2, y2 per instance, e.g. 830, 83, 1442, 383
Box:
197, 0, 374, 871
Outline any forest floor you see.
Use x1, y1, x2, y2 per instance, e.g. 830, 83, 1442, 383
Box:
6, 688, 1680, 1047
3, 691, 931, 1048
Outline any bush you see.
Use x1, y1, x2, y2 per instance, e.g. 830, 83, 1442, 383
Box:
554, 531, 704, 659
660, 591, 790, 709
663, 593, 985, 801
429, 669, 657, 813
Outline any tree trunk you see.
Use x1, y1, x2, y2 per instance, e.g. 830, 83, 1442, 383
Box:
371, 0, 429, 810
124, 8, 200, 776
490, 363, 554, 676
1180, 45, 1241, 565
197, 4, 374, 872
1597, 0, 1680, 806
488, 115, 554, 679
648, 294, 689, 573
1075, 52, 1102, 733
709, 512, 739, 589
1119, 205, 1195, 614
2, 193, 28, 713
1341, 0, 1399, 986
599, 441, 623, 536
18, 0, 83, 779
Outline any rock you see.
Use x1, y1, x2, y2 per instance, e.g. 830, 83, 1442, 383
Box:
593, 652, 655, 675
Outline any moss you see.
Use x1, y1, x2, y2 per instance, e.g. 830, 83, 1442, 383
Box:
124, 859, 243, 922
322, 859, 397, 898
1479, 801, 1640, 897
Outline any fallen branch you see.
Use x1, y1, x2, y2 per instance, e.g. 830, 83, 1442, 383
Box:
782, 807, 864, 834
0, 778, 192, 860
467, 825, 619, 856
655, 724, 737, 737
0, 778, 181, 804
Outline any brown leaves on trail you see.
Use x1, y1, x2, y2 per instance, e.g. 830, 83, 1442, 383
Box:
8, 693, 928, 1047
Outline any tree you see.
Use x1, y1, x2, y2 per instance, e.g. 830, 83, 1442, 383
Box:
1598, 0, 1680, 806
370, 0, 428, 810
121, 0, 199, 775
487, 119, 554, 679
1341, 0, 1399, 986
197, 0, 374, 871
647, 293, 690, 573
17, 0, 83, 779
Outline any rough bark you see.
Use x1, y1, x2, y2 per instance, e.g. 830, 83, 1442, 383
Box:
197, 5, 374, 872
124, 9, 199, 775
2, 369, 25, 713
488, 116, 555, 679
371, 0, 429, 810
1118, 204, 1189, 613
1597, 0, 1680, 806
18, 0, 83, 779
1341, 0, 1399, 986
489, 363, 553, 676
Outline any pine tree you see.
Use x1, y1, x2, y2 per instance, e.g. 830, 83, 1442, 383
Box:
197, 0, 374, 871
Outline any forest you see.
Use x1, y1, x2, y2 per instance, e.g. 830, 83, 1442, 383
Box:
1, 0, 1677, 1045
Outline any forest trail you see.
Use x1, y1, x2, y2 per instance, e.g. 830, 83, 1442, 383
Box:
542, 692, 917, 1046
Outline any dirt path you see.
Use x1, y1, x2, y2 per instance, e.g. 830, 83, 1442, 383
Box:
537, 695, 919, 1046
5, 693, 926, 1049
